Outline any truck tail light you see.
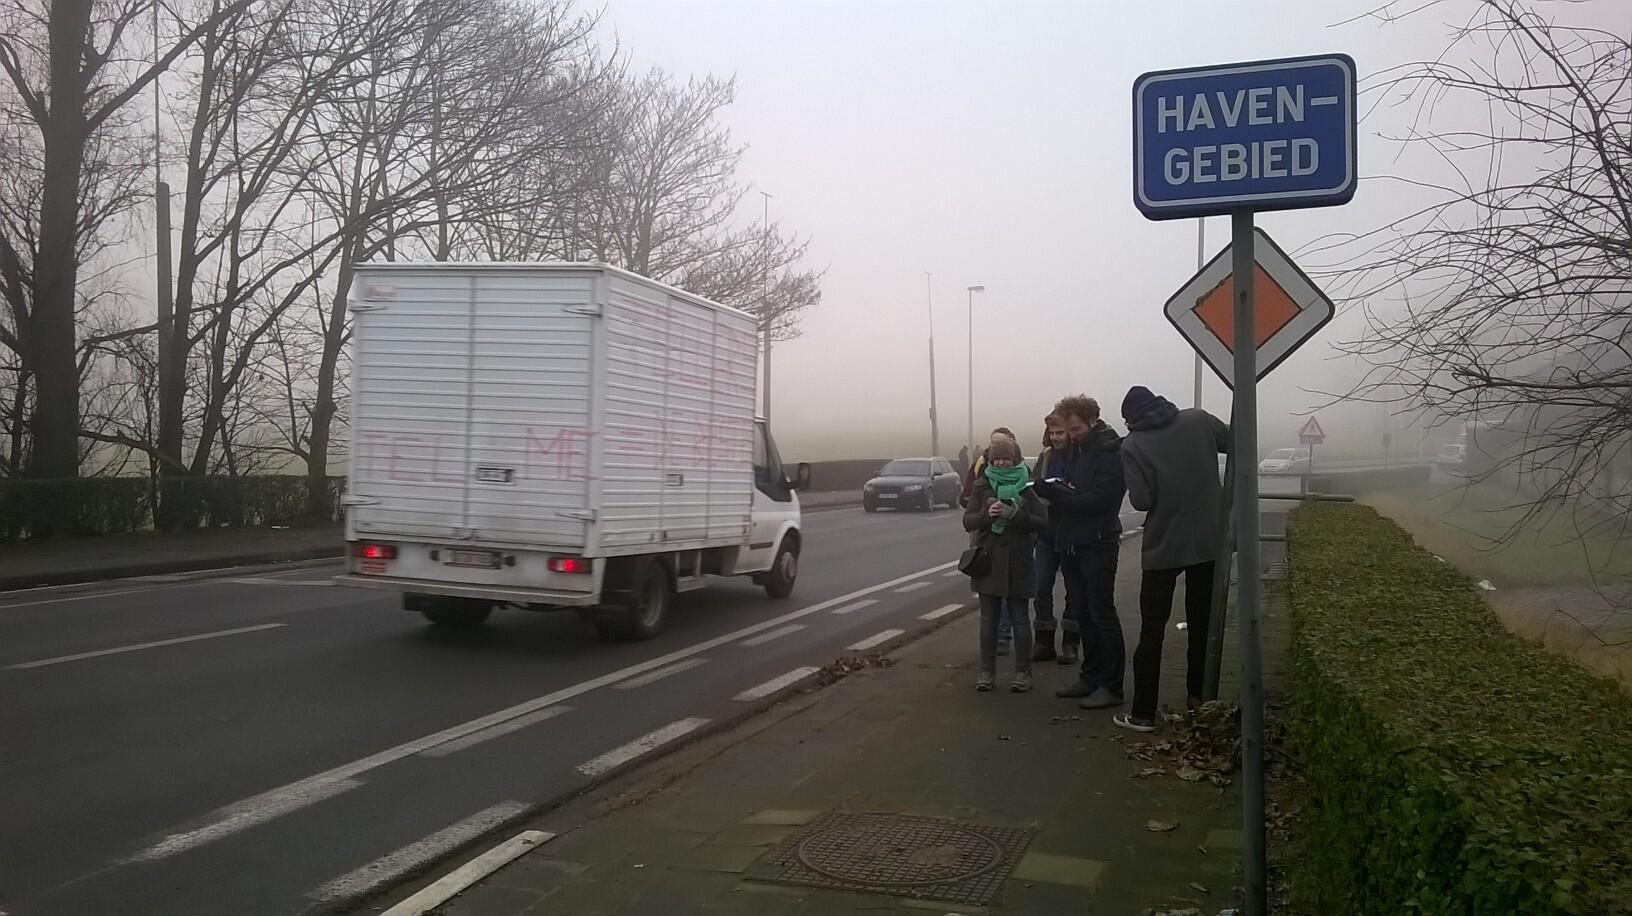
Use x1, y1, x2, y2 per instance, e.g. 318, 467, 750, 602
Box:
355, 543, 398, 560
548, 557, 589, 574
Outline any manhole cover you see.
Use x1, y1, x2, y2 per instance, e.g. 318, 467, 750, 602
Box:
746, 812, 1034, 906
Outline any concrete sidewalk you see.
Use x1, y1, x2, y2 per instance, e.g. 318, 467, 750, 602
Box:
0, 492, 864, 591
365, 538, 1255, 916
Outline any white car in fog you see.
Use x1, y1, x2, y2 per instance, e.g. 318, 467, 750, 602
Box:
1258, 447, 1312, 476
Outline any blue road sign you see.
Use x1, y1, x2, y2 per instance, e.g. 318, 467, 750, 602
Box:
1133, 54, 1356, 220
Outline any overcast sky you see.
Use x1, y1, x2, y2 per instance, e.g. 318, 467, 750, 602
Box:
592, 0, 1531, 461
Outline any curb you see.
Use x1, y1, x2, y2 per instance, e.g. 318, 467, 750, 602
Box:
0, 545, 345, 593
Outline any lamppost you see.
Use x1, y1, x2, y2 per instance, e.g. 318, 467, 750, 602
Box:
966, 284, 985, 455
926, 273, 940, 458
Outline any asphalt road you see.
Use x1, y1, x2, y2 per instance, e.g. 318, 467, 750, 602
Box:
3, 504, 1153, 916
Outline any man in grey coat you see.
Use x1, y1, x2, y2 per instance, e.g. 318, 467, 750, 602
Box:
1111, 385, 1229, 732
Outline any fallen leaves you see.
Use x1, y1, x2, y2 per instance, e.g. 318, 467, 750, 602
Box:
815, 652, 895, 686
1122, 700, 1240, 788
1145, 819, 1180, 833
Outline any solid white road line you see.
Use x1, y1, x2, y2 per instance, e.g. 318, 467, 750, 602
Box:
419, 706, 572, 758
7, 623, 287, 670
131, 560, 955, 860
739, 624, 805, 647
733, 667, 821, 702
920, 604, 965, 621
847, 629, 905, 652
576, 718, 710, 777
829, 598, 878, 615
379, 830, 556, 916
218, 577, 334, 587
613, 657, 708, 690
132, 777, 364, 862
894, 581, 933, 594
942, 570, 963, 578
0, 581, 207, 611
309, 801, 531, 904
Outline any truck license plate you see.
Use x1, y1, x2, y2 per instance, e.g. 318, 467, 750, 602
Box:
449, 549, 500, 569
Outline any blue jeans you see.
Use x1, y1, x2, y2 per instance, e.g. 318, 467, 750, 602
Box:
1033, 538, 1063, 632
1061, 544, 1124, 693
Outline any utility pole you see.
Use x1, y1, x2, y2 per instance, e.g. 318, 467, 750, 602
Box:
760, 191, 773, 421
965, 284, 984, 455
926, 273, 940, 458
153, 1, 179, 524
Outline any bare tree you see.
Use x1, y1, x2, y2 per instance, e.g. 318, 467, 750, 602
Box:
1323, 0, 1632, 543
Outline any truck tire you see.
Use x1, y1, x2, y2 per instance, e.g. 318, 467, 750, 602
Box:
595, 558, 670, 641
419, 600, 493, 629
762, 537, 799, 599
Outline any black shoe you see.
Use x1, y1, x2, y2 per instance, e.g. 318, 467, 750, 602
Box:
1031, 633, 1056, 663
1057, 642, 1080, 666
1055, 679, 1095, 698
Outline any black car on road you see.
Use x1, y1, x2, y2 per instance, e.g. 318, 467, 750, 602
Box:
863, 458, 962, 512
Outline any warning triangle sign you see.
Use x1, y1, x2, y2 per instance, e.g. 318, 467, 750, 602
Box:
1298, 416, 1325, 444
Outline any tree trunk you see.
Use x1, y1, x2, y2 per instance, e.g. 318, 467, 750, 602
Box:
24, 0, 94, 532
305, 258, 356, 521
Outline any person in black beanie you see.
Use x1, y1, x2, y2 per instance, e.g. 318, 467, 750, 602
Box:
1112, 385, 1229, 733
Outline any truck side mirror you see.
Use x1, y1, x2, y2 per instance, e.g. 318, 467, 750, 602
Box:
793, 463, 812, 491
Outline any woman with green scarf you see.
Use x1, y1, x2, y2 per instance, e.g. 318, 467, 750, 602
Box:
962, 436, 1050, 692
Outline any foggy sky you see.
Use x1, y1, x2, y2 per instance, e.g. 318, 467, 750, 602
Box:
596, 0, 1507, 461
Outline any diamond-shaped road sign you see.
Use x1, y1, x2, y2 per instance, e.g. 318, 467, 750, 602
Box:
1298, 416, 1325, 445
1163, 227, 1335, 388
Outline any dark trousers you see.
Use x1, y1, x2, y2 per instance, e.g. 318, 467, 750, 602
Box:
1061, 544, 1123, 693
979, 594, 1032, 674
1131, 562, 1215, 720
1033, 538, 1062, 631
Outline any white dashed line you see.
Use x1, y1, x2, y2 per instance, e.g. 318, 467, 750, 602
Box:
894, 581, 933, 594
847, 629, 905, 652
920, 604, 965, 621
133, 777, 363, 862
733, 667, 821, 701
577, 718, 711, 777
739, 624, 805, 646
829, 598, 878, 615
378, 830, 556, 916
613, 657, 708, 689
309, 801, 531, 904
8, 623, 287, 670
419, 706, 572, 758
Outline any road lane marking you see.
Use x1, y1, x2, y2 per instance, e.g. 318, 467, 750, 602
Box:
847, 629, 905, 652
733, 667, 821, 701
309, 801, 532, 904
829, 598, 878, 615
132, 777, 363, 862
378, 829, 556, 916
219, 577, 334, 587
0, 582, 208, 611
942, 570, 962, 578
894, 581, 933, 594
739, 624, 804, 647
613, 657, 708, 690
7, 623, 287, 670
129, 560, 956, 858
920, 604, 965, 621
419, 706, 572, 758
576, 718, 710, 777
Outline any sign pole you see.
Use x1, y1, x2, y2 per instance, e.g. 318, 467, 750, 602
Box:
1231, 208, 1266, 916
1202, 398, 1236, 701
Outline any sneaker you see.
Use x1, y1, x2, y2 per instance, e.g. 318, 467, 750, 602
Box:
1055, 679, 1095, 698
1057, 642, 1080, 666
1010, 671, 1033, 693
1077, 687, 1124, 710
1112, 713, 1156, 733
975, 671, 995, 692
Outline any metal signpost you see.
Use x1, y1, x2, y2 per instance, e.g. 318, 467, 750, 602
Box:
1135, 52, 1355, 916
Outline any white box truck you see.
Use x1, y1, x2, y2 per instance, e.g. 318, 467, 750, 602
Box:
333, 262, 809, 639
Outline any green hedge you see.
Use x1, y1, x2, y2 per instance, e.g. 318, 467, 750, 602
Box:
0, 476, 346, 540
1286, 503, 1632, 916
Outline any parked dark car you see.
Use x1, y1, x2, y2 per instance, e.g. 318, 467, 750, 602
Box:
863, 458, 961, 512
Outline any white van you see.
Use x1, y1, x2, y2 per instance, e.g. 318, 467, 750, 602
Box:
333, 263, 808, 639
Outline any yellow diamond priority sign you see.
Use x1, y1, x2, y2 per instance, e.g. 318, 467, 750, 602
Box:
1164, 228, 1335, 389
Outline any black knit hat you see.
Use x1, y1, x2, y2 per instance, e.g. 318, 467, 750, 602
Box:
1122, 385, 1159, 422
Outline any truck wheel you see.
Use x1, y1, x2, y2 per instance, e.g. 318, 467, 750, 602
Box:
596, 559, 670, 641
421, 600, 493, 629
762, 538, 799, 599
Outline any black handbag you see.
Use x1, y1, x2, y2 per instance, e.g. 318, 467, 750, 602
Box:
958, 544, 991, 578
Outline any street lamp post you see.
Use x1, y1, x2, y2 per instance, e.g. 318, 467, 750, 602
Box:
966, 284, 985, 455
926, 273, 940, 458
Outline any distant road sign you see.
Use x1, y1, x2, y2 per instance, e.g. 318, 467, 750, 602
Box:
1298, 416, 1326, 445
1134, 54, 1357, 220
1163, 228, 1335, 388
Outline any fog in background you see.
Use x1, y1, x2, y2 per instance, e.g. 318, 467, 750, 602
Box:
592, 0, 1552, 461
